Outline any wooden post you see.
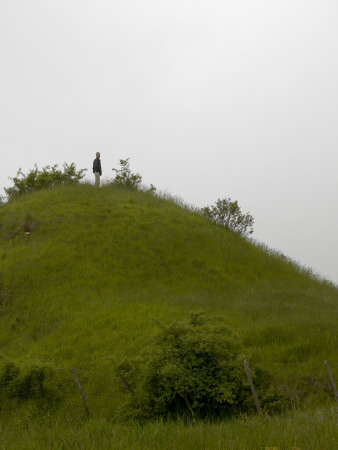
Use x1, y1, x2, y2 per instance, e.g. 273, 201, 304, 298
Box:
324, 360, 338, 401
183, 395, 195, 420
118, 372, 134, 394
71, 367, 89, 416
244, 360, 261, 414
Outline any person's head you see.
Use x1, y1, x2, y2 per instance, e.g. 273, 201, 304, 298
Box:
96, 152, 100, 158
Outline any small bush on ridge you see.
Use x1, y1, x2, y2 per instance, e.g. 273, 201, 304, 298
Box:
4, 163, 86, 200
112, 158, 142, 189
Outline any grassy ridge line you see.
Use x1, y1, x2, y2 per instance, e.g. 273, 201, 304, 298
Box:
0, 183, 337, 419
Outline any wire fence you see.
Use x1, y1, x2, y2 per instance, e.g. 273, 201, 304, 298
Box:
55, 360, 338, 413
1, 359, 337, 416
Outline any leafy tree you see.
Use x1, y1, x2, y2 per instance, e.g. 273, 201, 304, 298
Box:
112, 158, 142, 189
118, 314, 284, 420
201, 198, 254, 237
4, 163, 86, 200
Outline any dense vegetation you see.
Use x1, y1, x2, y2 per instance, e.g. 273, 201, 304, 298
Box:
4, 163, 86, 199
0, 182, 337, 448
118, 313, 287, 421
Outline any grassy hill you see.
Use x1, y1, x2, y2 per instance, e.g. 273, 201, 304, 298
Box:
0, 183, 337, 448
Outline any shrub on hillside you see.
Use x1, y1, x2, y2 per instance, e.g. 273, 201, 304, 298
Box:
117, 313, 286, 420
112, 158, 143, 189
111, 158, 156, 193
4, 163, 87, 200
0, 363, 63, 411
201, 198, 254, 237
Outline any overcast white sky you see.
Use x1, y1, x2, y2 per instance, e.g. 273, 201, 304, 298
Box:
1, 0, 337, 285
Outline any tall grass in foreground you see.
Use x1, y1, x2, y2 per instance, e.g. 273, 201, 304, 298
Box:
0, 405, 337, 449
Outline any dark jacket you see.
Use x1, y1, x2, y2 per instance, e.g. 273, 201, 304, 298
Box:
93, 157, 102, 175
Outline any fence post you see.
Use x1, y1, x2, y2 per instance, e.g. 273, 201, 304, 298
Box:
244, 360, 261, 414
183, 395, 195, 420
71, 367, 90, 416
324, 360, 338, 402
118, 372, 134, 394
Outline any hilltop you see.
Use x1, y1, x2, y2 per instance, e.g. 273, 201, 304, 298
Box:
0, 182, 337, 447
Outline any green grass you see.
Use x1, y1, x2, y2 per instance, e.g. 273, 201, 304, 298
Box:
1, 406, 337, 449
0, 182, 337, 447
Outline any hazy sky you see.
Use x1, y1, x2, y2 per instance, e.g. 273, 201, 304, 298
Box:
1, 0, 337, 284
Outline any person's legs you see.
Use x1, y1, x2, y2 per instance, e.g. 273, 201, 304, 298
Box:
94, 171, 101, 187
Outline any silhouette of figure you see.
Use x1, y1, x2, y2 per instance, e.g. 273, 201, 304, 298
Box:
93, 152, 102, 187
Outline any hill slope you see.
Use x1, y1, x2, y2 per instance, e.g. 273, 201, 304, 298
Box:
0, 183, 337, 419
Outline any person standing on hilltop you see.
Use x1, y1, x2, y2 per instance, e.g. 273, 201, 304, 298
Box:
93, 152, 102, 187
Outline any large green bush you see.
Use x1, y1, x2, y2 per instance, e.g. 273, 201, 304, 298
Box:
118, 314, 286, 420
